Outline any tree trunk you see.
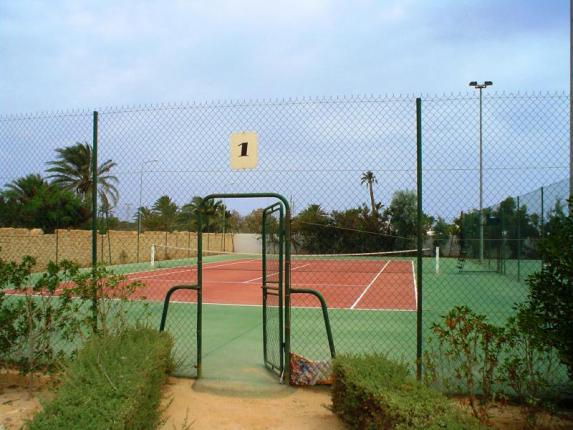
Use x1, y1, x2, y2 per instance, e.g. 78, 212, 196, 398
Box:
369, 182, 376, 216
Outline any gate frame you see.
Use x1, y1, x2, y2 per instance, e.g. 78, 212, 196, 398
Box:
261, 201, 285, 376
198, 193, 292, 381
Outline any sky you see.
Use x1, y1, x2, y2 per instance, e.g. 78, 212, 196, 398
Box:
0, 1, 570, 223
0, 0, 569, 114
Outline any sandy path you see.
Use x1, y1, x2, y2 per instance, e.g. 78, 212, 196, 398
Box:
160, 377, 345, 430
0, 372, 54, 430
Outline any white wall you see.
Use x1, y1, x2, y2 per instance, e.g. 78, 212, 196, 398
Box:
233, 233, 262, 253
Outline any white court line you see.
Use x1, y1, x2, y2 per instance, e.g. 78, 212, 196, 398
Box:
135, 259, 257, 280
412, 260, 418, 309
350, 261, 390, 309
241, 263, 311, 283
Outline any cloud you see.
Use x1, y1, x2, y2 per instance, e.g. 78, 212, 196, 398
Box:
0, 0, 568, 113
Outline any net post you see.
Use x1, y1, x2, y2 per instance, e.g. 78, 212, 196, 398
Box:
151, 244, 156, 267
415, 97, 423, 381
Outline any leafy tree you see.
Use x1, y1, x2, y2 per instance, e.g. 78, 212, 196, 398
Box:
223, 209, 242, 233
46, 142, 119, 209
330, 205, 393, 253
432, 217, 454, 251
292, 204, 333, 253
385, 190, 430, 249
456, 197, 541, 260
97, 207, 120, 233
0, 174, 89, 232
360, 170, 378, 216
330, 208, 365, 252
240, 208, 264, 233
524, 199, 573, 378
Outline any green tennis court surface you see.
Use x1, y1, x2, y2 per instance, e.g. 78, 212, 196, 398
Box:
3, 255, 531, 383
154, 256, 529, 380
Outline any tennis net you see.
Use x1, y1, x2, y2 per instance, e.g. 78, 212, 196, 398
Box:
150, 244, 434, 273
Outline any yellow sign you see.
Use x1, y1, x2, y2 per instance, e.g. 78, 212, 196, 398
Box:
230, 132, 258, 170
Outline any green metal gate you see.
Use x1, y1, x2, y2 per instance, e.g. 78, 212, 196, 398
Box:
158, 192, 338, 383
262, 202, 285, 376
196, 193, 293, 380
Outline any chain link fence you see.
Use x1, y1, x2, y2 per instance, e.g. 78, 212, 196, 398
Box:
0, 92, 570, 388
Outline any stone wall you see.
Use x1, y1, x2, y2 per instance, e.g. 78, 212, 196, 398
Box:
0, 228, 233, 270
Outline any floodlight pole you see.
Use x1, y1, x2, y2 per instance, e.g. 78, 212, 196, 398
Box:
470, 81, 492, 263
137, 159, 159, 262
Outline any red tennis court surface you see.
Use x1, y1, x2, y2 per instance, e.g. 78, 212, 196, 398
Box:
130, 257, 417, 311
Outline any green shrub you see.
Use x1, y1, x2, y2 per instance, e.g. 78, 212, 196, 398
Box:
524, 199, 573, 379
425, 305, 506, 420
0, 256, 85, 377
0, 253, 148, 384
28, 328, 173, 430
332, 354, 485, 430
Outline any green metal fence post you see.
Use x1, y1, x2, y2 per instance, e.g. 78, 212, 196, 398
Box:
517, 196, 521, 281
196, 211, 203, 378
261, 209, 268, 365
540, 186, 545, 231
91, 111, 99, 333
284, 202, 291, 383
278, 205, 285, 373
415, 98, 423, 381
540, 186, 544, 271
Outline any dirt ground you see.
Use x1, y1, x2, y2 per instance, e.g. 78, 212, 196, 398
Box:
481, 403, 573, 430
0, 371, 55, 430
2, 371, 572, 430
159, 375, 573, 430
160, 377, 345, 430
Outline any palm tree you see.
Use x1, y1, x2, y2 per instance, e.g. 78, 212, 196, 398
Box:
361, 170, 378, 216
182, 196, 222, 232
151, 195, 178, 232
46, 142, 119, 209
3, 174, 46, 201
2, 174, 89, 231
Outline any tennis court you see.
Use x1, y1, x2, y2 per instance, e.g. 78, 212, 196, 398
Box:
0, 249, 534, 380
129, 249, 419, 312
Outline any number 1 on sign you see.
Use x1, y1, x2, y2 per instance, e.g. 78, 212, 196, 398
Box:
230, 132, 258, 169
239, 142, 248, 157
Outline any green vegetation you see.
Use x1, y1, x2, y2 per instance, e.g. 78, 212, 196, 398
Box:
46, 141, 119, 209
425, 306, 506, 420
456, 195, 545, 261
28, 328, 173, 430
331, 354, 485, 429
425, 304, 566, 424
290, 190, 433, 254
0, 257, 86, 377
521, 199, 573, 378
0, 254, 148, 383
360, 170, 378, 216
0, 174, 89, 232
